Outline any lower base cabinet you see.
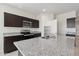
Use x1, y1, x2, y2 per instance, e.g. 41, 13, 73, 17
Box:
24, 33, 41, 39
4, 33, 41, 54
4, 35, 24, 54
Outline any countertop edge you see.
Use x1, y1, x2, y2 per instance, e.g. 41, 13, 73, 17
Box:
14, 42, 25, 56
3, 32, 41, 37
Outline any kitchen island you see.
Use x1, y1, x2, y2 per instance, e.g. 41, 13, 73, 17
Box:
14, 36, 76, 56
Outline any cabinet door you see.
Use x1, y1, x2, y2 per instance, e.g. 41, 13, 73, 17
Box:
4, 35, 23, 54
14, 16, 23, 27
22, 17, 30, 21
4, 36, 17, 54
4, 12, 15, 27
4, 12, 22, 27
34, 20, 39, 28
31, 19, 39, 28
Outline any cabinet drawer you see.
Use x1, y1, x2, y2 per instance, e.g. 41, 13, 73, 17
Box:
24, 35, 34, 39
4, 35, 23, 54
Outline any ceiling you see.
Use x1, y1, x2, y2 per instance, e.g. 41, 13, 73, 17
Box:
4, 3, 79, 15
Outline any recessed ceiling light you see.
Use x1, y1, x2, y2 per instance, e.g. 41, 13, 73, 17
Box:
42, 9, 46, 12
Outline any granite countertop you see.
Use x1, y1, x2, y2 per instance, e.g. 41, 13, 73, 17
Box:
14, 36, 75, 56
3, 32, 24, 37
3, 31, 41, 37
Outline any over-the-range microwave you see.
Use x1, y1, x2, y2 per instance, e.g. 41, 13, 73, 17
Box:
23, 21, 32, 28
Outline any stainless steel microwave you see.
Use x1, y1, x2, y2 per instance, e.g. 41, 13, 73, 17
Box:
23, 21, 32, 28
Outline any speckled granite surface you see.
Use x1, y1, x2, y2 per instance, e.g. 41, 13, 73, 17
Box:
14, 35, 75, 56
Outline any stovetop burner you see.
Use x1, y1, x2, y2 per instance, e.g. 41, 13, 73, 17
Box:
21, 30, 30, 35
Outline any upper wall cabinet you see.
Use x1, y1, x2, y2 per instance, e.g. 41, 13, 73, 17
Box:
31, 19, 39, 28
23, 18, 39, 28
4, 12, 39, 28
4, 12, 23, 27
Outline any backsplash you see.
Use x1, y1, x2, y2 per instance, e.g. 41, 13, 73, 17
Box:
66, 28, 76, 34
3, 27, 40, 33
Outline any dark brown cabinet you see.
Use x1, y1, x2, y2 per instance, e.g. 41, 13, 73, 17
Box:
4, 35, 24, 54
4, 12, 39, 28
4, 12, 23, 27
4, 33, 41, 54
34, 20, 39, 28
31, 19, 39, 28
14, 16, 23, 27
22, 17, 39, 28
22, 16, 30, 22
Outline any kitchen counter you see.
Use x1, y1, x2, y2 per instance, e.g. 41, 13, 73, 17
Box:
4, 32, 41, 54
3, 32, 24, 37
14, 35, 76, 56
3, 32, 41, 37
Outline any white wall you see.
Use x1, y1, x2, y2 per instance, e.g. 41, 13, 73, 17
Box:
56, 11, 76, 35
0, 4, 39, 55
50, 19, 57, 34
0, 9, 4, 55
37, 13, 55, 37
